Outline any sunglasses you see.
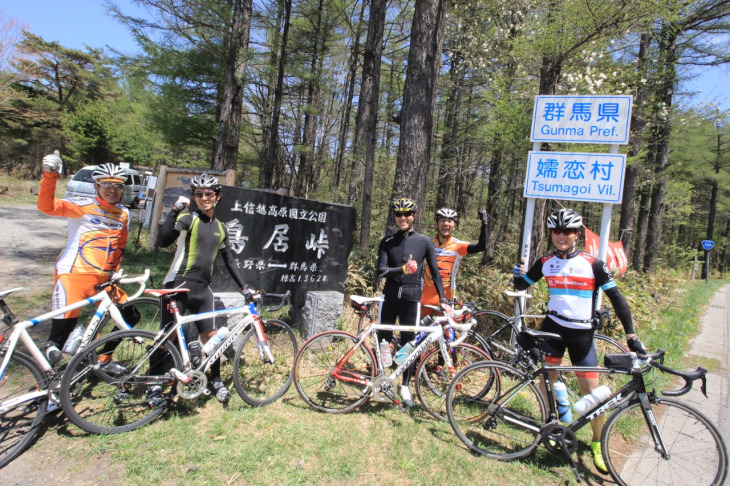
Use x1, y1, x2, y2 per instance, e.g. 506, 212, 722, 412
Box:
98, 182, 124, 190
194, 191, 217, 199
394, 212, 413, 218
551, 228, 578, 235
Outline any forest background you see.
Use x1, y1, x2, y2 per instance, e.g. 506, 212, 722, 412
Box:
2, 0, 730, 290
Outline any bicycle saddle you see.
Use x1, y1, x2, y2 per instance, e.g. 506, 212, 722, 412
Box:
145, 288, 191, 297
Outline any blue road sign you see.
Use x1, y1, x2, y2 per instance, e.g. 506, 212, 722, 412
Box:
702, 240, 715, 251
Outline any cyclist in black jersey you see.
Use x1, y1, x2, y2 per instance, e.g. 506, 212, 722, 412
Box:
156, 174, 248, 404
377, 198, 451, 407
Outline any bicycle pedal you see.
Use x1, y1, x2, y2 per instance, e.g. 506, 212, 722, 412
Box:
169, 368, 191, 384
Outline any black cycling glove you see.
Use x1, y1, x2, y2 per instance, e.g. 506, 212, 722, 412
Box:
627, 336, 647, 354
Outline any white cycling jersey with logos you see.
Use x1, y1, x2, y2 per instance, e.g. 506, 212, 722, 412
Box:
524, 251, 616, 330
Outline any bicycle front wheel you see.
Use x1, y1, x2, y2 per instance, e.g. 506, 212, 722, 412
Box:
60, 329, 182, 434
415, 343, 491, 421
602, 397, 728, 486
446, 360, 547, 460
293, 331, 375, 414
232, 318, 298, 406
0, 352, 48, 469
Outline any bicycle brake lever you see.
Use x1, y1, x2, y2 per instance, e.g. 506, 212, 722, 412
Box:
700, 375, 708, 398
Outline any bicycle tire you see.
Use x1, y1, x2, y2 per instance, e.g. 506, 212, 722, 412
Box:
415, 343, 491, 421
560, 333, 628, 400
232, 318, 298, 406
60, 329, 182, 435
602, 397, 728, 486
472, 311, 519, 363
446, 360, 547, 460
293, 331, 375, 414
95, 296, 162, 336
0, 352, 48, 469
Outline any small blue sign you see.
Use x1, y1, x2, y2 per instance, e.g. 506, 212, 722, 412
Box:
701, 240, 714, 251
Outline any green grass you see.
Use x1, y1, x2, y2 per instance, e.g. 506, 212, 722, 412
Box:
39, 258, 725, 485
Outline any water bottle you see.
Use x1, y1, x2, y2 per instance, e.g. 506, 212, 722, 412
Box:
202, 327, 229, 355
62, 325, 85, 354
380, 339, 393, 367
393, 339, 416, 366
188, 340, 203, 368
553, 380, 572, 423
573, 385, 611, 417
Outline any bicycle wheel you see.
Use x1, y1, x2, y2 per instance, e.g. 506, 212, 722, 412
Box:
602, 397, 728, 486
96, 296, 162, 335
0, 352, 48, 469
232, 318, 298, 406
472, 311, 518, 363
60, 329, 182, 434
293, 331, 375, 414
446, 360, 547, 460
415, 343, 491, 421
561, 333, 628, 400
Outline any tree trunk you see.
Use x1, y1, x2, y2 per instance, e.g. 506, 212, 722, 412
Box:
643, 23, 678, 272
389, 0, 447, 234
619, 32, 651, 260
261, 0, 292, 189
354, 0, 387, 253
211, 0, 250, 171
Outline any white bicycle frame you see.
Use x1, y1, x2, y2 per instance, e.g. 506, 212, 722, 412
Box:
141, 291, 277, 380
0, 269, 151, 411
351, 309, 476, 397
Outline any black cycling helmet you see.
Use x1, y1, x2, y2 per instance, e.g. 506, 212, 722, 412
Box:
191, 173, 222, 192
392, 198, 417, 213
546, 208, 583, 230
435, 207, 458, 222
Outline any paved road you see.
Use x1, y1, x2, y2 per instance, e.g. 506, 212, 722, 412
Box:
685, 284, 730, 442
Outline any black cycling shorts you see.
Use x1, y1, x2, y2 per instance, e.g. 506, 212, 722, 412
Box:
540, 317, 598, 367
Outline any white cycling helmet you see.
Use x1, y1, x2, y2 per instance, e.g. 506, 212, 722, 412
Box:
435, 208, 458, 222
191, 173, 222, 192
546, 208, 583, 230
92, 163, 127, 183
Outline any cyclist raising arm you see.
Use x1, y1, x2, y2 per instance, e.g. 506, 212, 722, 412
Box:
37, 152, 137, 370
513, 208, 646, 474
377, 198, 451, 407
156, 174, 248, 404
420, 208, 488, 315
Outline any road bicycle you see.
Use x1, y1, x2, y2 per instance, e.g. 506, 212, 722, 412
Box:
293, 297, 490, 418
0, 270, 156, 468
59, 288, 298, 434
470, 290, 628, 398
445, 327, 728, 485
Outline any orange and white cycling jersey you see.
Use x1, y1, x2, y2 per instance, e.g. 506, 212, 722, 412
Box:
421, 235, 470, 306
37, 172, 129, 276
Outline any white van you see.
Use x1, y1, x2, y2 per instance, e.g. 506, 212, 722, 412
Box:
64, 165, 143, 208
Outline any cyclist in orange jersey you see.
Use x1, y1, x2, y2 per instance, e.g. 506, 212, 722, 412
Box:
420, 208, 488, 316
37, 152, 134, 370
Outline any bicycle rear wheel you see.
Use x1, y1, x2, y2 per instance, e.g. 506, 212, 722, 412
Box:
96, 296, 163, 334
0, 352, 48, 469
561, 333, 628, 400
415, 343, 491, 421
472, 311, 518, 363
232, 318, 298, 406
293, 331, 375, 414
446, 360, 547, 460
60, 329, 182, 434
602, 397, 728, 486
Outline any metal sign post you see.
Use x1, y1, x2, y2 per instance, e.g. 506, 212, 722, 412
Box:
701, 240, 715, 284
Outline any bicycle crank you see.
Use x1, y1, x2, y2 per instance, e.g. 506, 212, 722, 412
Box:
176, 370, 208, 399
372, 376, 397, 402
